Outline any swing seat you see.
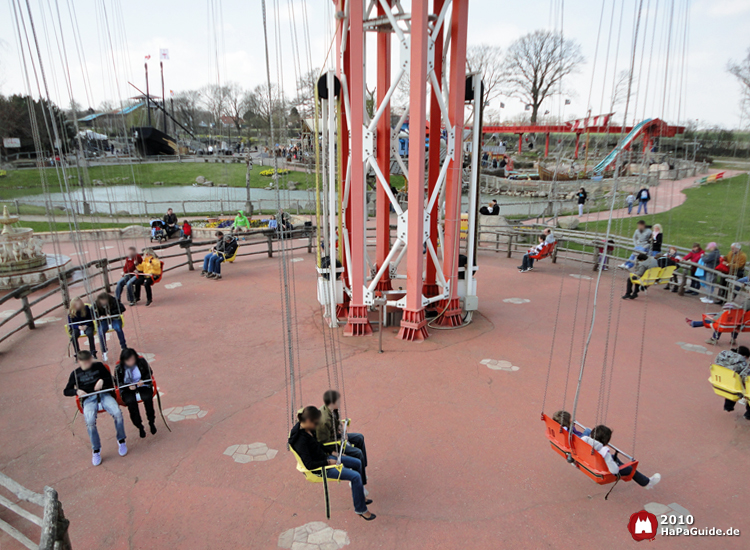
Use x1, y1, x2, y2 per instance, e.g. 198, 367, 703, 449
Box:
316, 267, 345, 306
74, 363, 115, 414
708, 364, 745, 402
702, 309, 747, 333
218, 240, 239, 263
289, 445, 343, 483
530, 242, 556, 261
113, 359, 159, 407
656, 265, 677, 284
94, 314, 124, 333
629, 267, 663, 287
542, 414, 639, 485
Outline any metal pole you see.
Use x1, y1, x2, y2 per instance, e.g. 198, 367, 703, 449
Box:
466, 74, 482, 308
327, 70, 339, 327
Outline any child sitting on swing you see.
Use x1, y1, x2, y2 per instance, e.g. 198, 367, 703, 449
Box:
581, 425, 661, 489
552, 410, 591, 437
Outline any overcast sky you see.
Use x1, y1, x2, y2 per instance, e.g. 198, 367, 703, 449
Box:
1, 0, 749, 128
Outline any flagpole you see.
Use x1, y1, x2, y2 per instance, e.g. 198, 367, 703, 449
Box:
145, 61, 152, 126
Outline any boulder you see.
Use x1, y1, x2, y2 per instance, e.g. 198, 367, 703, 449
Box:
153, 181, 164, 186
116, 210, 130, 216
287, 181, 298, 191
203, 180, 214, 187
557, 217, 580, 230
93, 179, 105, 186
478, 214, 509, 244
196, 176, 206, 184
218, 184, 228, 187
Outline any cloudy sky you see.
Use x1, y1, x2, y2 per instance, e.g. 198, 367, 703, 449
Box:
1, 0, 749, 128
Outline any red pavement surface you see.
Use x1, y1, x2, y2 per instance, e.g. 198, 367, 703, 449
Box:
1, 234, 749, 549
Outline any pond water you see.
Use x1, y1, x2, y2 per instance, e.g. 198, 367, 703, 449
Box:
13, 185, 551, 217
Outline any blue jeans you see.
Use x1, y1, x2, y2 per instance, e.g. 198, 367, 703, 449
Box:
203, 253, 224, 274
98, 318, 126, 352
637, 200, 648, 214
623, 246, 648, 269
343, 433, 367, 484
115, 274, 137, 303
83, 393, 126, 451
627, 203, 633, 214
324, 454, 367, 514
520, 254, 535, 270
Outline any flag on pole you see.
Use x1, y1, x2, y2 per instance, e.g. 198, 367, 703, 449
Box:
564, 99, 571, 105
144, 55, 151, 60
544, 110, 550, 115
499, 102, 505, 108
170, 90, 175, 97
160, 49, 170, 61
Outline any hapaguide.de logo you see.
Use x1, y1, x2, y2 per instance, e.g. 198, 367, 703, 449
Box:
627, 510, 658, 542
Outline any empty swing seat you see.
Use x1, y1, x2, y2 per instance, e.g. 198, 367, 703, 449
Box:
708, 364, 745, 402
629, 267, 664, 287
542, 413, 639, 485
316, 266, 345, 306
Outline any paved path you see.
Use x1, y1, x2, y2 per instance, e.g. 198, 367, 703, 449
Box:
0, 234, 746, 549
563, 169, 744, 223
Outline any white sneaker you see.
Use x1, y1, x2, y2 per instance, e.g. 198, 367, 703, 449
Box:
617, 264, 627, 269
103, 352, 109, 362
92, 451, 102, 466
645, 473, 661, 490
118, 441, 128, 457
700, 297, 713, 303
740, 398, 748, 406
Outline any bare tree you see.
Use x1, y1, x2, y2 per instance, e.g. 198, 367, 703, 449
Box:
610, 70, 637, 121
244, 83, 285, 131
502, 30, 584, 123
728, 49, 750, 124
467, 44, 504, 108
201, 84, 229, 130
293, 68, 320, 119
173, 90, 204, 133
224, 82, 247, 133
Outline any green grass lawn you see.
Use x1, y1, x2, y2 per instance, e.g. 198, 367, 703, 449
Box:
578, 173, 750, 253
0, 161, 315, 198
21, 221, 137, 232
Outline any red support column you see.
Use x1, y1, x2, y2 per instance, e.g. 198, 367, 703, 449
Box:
423, 0, 444, 301
336, 2, 350, 319
433, 0, 469, 328
574, 133, 580, 159
397, 0, 431, 341
544, 133, 550, 158
517, 133, 523, 153
375, 0, 392, 294
343, 0, 372, 336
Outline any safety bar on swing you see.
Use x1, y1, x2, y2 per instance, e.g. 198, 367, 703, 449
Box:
573, 420, 635, 461
336, 419, 350, 466
117, 379, 154, 390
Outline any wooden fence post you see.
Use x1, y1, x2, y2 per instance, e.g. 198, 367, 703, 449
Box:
553, 241, 559, 264
506, 234, 514, 258
182, 241, 195, 271
307, 230, 313, 254
267, 234, 274, 258
95, 259, 111, 293
39, 487, 72, 550
678, 267, 688, 296
15, 286, 35, 330
58, 273, 70, 308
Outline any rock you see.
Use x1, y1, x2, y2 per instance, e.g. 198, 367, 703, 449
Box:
153, 181, 163, 186
116, 210, 130, 216
558, 217, 580, 230
93, 179, 105, 186
287, 181, 298, 190
196, 176, 206, 184
203, 181, 214, 187
478, 214, 509, 244
218, 184, 228, 188
54, 205, 66, 211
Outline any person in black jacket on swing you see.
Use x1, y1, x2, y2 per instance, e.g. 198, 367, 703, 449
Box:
116, 348, 157, 438
289, 406, 376, 520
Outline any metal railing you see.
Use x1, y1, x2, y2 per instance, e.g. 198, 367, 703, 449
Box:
0, 472, 71, 550
0, 227, 316, 346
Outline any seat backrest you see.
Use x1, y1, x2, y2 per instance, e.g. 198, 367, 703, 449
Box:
708, 363, 744, 400
716, 309, 744, 331
288, 446, 323, 483
531, 242, 554, 260
640, 267, 662, 284
742, 310, 750, 332
657, 265, 677, 283
152, 261, 165, 284
542, 414, 572, 453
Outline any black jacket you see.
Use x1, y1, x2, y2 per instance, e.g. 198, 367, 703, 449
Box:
637, 188, 651, 202
164, 212, 178, 226
652, 232, 663, 253
68, 304, 94, 330
95, 295, 126, 318
115, 357, 152, 388
63, 362, 115, 402
289, 422, 329, 471
577, 190, 587, 204
222, 238, 238, 257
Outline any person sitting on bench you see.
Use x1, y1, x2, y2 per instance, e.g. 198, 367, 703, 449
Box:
163, 208, 179, 238
116, 348, 157, 438
63, 350, 127, 466
518, 234, 546, 273
316, 390, 368, 486
479, 200, 499, 215
289, 406, 375, 520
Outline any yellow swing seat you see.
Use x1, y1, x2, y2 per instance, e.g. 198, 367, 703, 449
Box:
289, 445, 344, 483
656, 265, 677, 284
218, 247, 239, 263
708, 364, 746, 402
629, 267, 663, 287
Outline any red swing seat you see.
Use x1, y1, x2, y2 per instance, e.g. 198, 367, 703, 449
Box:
542, 414, 639, 485
530, 242, 556, 261
74, 363, 116, 414
113, 359, 159, 407
702, 309, 750, 333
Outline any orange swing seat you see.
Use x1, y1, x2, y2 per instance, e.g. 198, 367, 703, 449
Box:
542, 413, 639, 485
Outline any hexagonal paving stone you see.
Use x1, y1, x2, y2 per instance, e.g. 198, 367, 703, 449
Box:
35, 317, 61, 325
676, 342, 714, 355
164, 282, 182, 289
161, 405, 208, 421
0, 310, 15, 319
502, 298, 530, 304
224, 442, 278, 463
291, 258, 304, 263
278, 523, 349, 549
644, 502, 692, 537
481, 359, 520, 372
570, 274, 593, 280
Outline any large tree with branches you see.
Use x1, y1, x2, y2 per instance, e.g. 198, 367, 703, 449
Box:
467, 44, 504, 109
502, 30, 584, 123
728, 48, 750, 122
